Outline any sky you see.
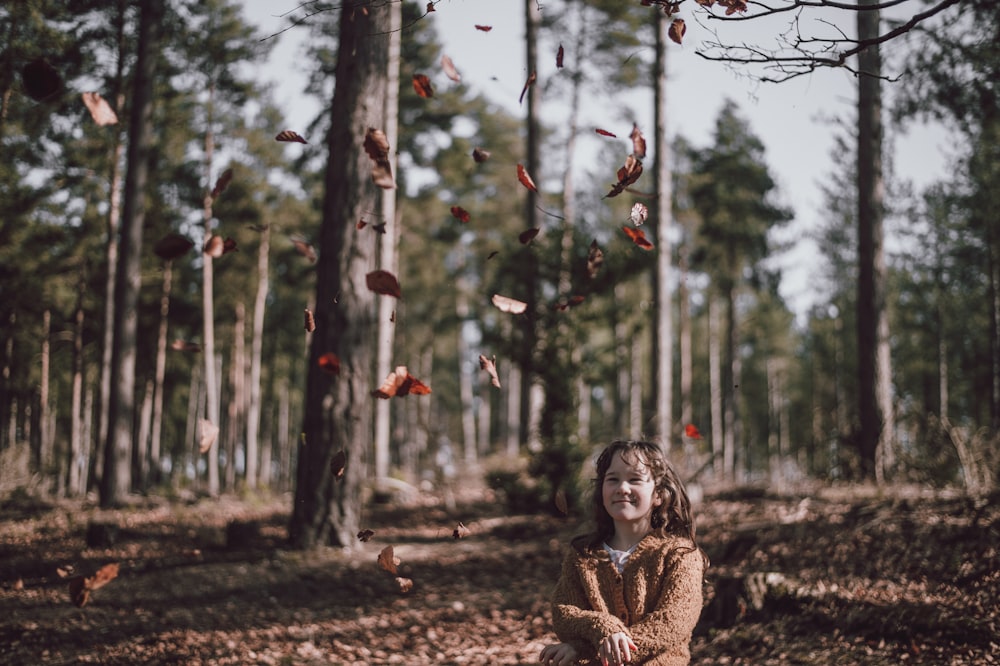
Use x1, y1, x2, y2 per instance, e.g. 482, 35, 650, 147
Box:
242, 0, 957, 323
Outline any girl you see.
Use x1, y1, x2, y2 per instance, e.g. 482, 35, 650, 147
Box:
539, 440, 706, 666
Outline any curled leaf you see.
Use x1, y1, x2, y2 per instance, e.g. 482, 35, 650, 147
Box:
275, 129, 307, 144
623, 225, 654, 250
373, 366, 431, 399
607, 155, 643, 198
377, 545, 400, 575
450, 206, 471, 223
441, 55, 461, 82
474, 24, 492, 31
395, 576, 414, 593
363, 127, 396, 189
630, 202, 649, 226
595, 128, 617, 137
519, 228, 539, 245
517, 163, 538, 192
81, 92, 118, 126
357, 528, 375, 542
304, 308, 316, 333
472, 147, 491, 163
292, 239, 317, 263
453, 522, 471, 539
519, 70, 536, 105
556, 44, 564, 68
210, 168, 233, 201
68, 562, 119, 608
318, 352, 341, 375
479, 354, 501, 388
366, 270, 402, 298
170, 339, 201, 353
197, 419, 219, 454
412, 73, 434, 98
630, 124, 647, 160
491, 294, 527, 314
668, 18, 686, 45
685, 423, 703, 439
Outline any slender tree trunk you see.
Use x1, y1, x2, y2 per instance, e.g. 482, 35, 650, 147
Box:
201, 84, 222, 497
69, 279, 85, 496
246, 224, 269, 489
723, 284, 742, 482
150, 261, 171, 486
456, 278, 478, 467
709, 297, 724, 480
652, 8, 673, 451
290, 3, 391, 549
135, 378, 153, 490
101, 0, 159, 507
2, 313, 14, 449
678, 251, 693, 432
630, 340, 642, 439
38, 309, 50, 479
225, 303, 245, 491
182, 357, 201, 486
614, 284, 630, 435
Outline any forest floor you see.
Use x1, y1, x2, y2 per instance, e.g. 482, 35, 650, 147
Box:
1, 481, 998, 665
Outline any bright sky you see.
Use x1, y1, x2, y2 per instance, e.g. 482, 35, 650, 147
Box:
243, 0, 956, 323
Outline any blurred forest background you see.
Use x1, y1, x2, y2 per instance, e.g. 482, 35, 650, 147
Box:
1, 0, 998, 529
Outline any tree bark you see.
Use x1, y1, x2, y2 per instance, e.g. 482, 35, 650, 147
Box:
201, 84, 221, 497
246, 224, 269, 489
709, 297, 725, 480
149, 261, 172, 487
653, 8, 673, 451
69, 280, 85, 496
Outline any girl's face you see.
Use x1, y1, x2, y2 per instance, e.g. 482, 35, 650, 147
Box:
602, 452, 661, 533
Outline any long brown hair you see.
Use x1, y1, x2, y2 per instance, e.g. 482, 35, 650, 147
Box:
578, 440, 700, 552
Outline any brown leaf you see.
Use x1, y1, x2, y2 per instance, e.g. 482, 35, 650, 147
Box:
204, 235, 224, 258
441, 55, 461, 82
292, 239, 317, 263
275, 129, 308, 144
517, 163, 538, 192
630, 124, 647, 160
154, 233, 194, 261
474, 24, 492, 31
366, 270, 402, 298
556, 44, 564, 68
81, 92, 118, 126
331, 449, 347, 480
519, 70, 537, 105
519, 228, 540, 245
426, 1, 435, 11
304, 308, 316, 333
623, 225, 655, 250
377, 545, 400, 575
479, 354, 501, 388
472, 147, 491, 163
630, 202, 649, 226
453, 522, 471, 539
68, 563, 119, 608
595, 128, 617, 137
607, 155, 643, 198
395, 576, 414, 593
210, 168, 233, 201
373, 366, 431, 399
587, 240, 604, 278
450, 206, 471, 223
412, 73, 434, 98
491, 294, 528, 314
357, 528, 375, 542
668, 18, 686, 45
197, 419, 218, 454
318, 352, 341, 375
170, 339, 202, 353
363, 127, 396, 189
554, 488, 569, 515
221, 237, 238, 255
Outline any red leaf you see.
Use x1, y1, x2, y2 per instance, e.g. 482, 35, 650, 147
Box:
479, 354, 501, 388
556, 44, 564, 68
450, 206, 471, 223
275, 129, 307, 144
412, 73, 434, 98
685, 423, 703, 439
210, 168, 233, 201
517, 163, 538, 192
81, 92, 118, 126
331, 449, 347, 479
318, 352, 341, 375
519, 228, 539, 244
441, 55, 461, 82
474, 24, 492, 31
519, 70, 537, 105
607, 154, 643, 198
68, 563, 119, 608
491, 294, 527, 314
668, 18, 686, 45
373, 366, 431, 399
366, 270, 402, 298
595, 128, 617, 137
364, 127, 396, 189
623, 225, 655, 250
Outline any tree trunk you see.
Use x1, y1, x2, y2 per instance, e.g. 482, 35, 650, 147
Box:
69, 279, 85, 496
678, 248, 693, 433
456, 278, 478, 467
856, 0, 891, 483
723, 286, 741, 482
709, 297, 724, 480
38, 309, 50, 478
246, 224, 269, 489
135, 378, 153, 490
101, 0, 160, 507
652, 8, 673, 451
289, 3, 391, 549
373, 0, 401, 485
150, 261, 172, 487
201, 84, 221, 497
225, 302, 245, 492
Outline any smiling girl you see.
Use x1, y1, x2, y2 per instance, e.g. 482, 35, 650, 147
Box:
539, 440, 707, 666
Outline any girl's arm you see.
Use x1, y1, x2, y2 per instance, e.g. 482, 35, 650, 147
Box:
551, 550, 630, 660
627, 545, 705, 664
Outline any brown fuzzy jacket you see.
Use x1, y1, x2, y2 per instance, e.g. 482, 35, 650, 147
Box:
550, 532, 705, 666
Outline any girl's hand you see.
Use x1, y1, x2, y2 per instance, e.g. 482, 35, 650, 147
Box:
598, 632, 638, 666
539, 642, 578, 666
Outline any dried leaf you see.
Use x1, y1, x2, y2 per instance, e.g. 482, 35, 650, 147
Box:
479, 354, 501, 388
453, 522, 471, 539
441, 55, 461, 82
357, 528, 375, 542
395, 576, 413, 593
304, 309, 316, 333
203, 235, 223, 258
154, 233, 194, 261
517, 164, 538, 192
412, 73, 434, 98
519, 228, 539, 245
630, 202, 649, 226
630, 124, 647, 160
623, 225, 655, 250
554, 488, 569, 515
474, 24, 492, 31
519, 71, 536, 105
668, 18, 686, 45
81, 92, 118, 126
607, 155, 643, 198
450, 206, 471, 223
472, 147, 491, 163
491, 294, 528, 314
595, 128, 617, 137
587, 240, 604, 278
68, 563, 119, 608
292, 239, 317, 263
685, 423, 703, 439
554, 295, 586, 311
556, 44, 564, 68
210, 168, 233, 201
377, 545, 400, 575
318, 352, 341, 375
426, 1, 435, 11
363, 127, 396, 189
373, 366, 431, 399
197, 419, 218, 454
366, 270, 402, 298
331, 449, 347, 480
170, 339, 201, 353
275, 129, 307, 144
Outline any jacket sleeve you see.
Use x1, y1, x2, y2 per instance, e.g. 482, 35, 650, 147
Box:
551, 548, 629, 660
628, 545, 705, 665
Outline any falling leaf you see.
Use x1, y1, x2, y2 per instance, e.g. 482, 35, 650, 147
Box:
21, 58, 62, 102
595, 128, 617, 138
491, 294, 528, 315
395, 577, 414, 593
453, 522, 471, 539
519, 228, 540, 245
441, 55, 461, 82
472, 147, 491, 163
363, 127, 396, 189
197, 419, 219, 454
474, 24, 492, 31
587, 240, 604, 278
630, 124, 647, 159
203, 235, 236, 257
450, 206, 471, 223
556, 44, 564, 68
370, 222, 387, 234
68, 562, 119, 608
412, 73, 434, 98
357, 529, 375, 542
554, 488, 569, 515
366, 270, 402, 298
487, 250, 499, 260
275, 129, 307, 144
222, 237, 238, 254
623, 225, 655, 250
331, 449, 347, 480
377, 545, 400, 575
318, 352, 341, 375
304, 309, 316, 333
292, 239, 317, 263
685, 423, 703, 439
607, 154, 643, 198
426, 1, 435, 11
373, 366, 431, 399
154, 233, 194, 261
630, 202, 649, 226
170, 339, 201, 352
554, 295, 586, 311
517, 163, 538, 192
668, 18, 686, 44
210, 168, 233, 201
519, 70, 536, 105
81, 92, 117, 126
479, 354, 501, 388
